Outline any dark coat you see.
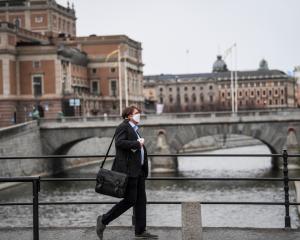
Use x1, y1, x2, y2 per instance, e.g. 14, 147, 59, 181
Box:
111, 120, 149, 178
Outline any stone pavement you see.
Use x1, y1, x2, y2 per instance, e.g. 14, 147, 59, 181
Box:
1, 227, 300, 240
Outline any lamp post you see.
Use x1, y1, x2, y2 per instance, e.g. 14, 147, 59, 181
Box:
106, 46, 123, 115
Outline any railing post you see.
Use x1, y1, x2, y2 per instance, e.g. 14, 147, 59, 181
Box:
282, 149, 291, 228
32, 177, 40, 240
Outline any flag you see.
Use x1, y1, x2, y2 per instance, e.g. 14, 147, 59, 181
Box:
223, 43, 236, 59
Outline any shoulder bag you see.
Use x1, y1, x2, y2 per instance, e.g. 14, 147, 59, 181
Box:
95, 134, 128, 198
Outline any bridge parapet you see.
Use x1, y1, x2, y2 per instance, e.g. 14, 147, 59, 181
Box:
39, 109, 300, 129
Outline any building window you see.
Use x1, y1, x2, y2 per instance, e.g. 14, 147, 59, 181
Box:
192, 94, 196, 102
91, 81, 99, 94
222, 92, 225, 97
281, 89, 284, 95
33, 61, 41, 69
269, 90, 272, 96
227, 92, 230, 97
110, 68, 116, 73
200, 95, 204, 102
239, 91, 242, 97
110, 79, 117, 97
169, 87, 172, 92
200, 86, 203, 90
92, 68, 97, 74
210, 96, 213, 102
184, 94, 189, 103
257, 90, 260, 96
160, 87, 163, 92
35, 16, 44, 23
209, 85, 213, 90
192, 86, 196, 91
169, 95, 173, 103
184, 86, 188, 91
160, 97, 163, 104
269, 99, 272, 105
281, 99, 284, 104
263, 90, 266, 96
32, 75, 43, 97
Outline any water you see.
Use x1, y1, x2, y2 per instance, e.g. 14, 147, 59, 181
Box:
0, 145, 300, 229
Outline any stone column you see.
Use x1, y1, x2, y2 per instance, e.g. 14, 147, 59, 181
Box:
151, 129, 178, 173
182, 202, 203, 240
2, 57, 10, 96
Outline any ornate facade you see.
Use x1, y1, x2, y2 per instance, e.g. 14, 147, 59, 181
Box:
294, 66, 300, 108
144, 56, 296, 113
0, 0, 144, 127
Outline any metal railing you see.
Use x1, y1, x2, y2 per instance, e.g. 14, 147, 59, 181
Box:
0, 150, 300, 240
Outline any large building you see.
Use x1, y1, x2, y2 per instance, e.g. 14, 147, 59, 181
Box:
295, 66, 300, 108
0, 0, 144, 127
144, 56, 296, 113
0, 0, 76, 36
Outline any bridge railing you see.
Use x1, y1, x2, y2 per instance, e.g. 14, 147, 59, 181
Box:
38, 108, 300, 124
0, 150, 300, 240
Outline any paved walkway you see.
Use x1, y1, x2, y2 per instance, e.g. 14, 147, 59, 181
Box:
1, 227, 300, 240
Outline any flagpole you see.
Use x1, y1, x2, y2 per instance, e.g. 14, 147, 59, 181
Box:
234, 43, 238, 113
231, 53, 234, 113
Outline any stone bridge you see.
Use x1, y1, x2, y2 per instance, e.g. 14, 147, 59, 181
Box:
39, 111, 300, 168
1, 110, 300, 177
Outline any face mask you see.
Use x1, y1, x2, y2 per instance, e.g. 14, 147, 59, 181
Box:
132, 113, 141, 123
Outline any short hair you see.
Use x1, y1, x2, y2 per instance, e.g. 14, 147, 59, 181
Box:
122, 106, 141, 119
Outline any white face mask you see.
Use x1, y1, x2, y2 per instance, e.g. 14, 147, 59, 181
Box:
132, 113, 141, 123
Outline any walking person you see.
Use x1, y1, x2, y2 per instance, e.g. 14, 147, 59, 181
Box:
96, 106, 158, 239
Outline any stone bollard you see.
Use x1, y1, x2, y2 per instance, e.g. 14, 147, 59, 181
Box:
182, 202, 202, 240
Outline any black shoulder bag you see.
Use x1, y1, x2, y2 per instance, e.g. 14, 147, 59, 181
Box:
95, 134, 128, 198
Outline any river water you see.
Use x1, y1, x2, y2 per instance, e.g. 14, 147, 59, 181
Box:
0, 145, 300, 229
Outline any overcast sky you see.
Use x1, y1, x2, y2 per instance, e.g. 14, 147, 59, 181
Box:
57, 0, 300, 75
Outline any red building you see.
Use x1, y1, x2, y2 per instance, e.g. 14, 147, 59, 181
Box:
0, 0, 144, 127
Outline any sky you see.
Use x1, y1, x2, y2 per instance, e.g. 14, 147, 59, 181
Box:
57, 0, 300, 75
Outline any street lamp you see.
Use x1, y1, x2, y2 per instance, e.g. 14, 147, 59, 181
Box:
106, 46, 123, 115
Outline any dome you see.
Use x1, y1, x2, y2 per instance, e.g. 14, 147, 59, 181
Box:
213, 55, 228, 72
259, 59, 269, 71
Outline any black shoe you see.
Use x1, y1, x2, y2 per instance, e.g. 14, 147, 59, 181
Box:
135, 231, 159, 239
96, 215, 106, 240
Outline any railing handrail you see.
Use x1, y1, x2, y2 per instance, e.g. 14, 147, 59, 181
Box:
0, 150, 296, 239
1, 153, 300, 160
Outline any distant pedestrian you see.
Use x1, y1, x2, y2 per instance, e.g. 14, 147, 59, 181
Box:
32, 107, 40, 120
96, 106, 158, 239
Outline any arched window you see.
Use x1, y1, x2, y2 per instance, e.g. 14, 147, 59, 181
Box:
184, 94, 189, 103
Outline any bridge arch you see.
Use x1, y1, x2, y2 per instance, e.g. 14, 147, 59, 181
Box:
139, 122, 289, 169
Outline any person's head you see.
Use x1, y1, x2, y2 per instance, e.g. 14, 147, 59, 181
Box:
122, 106, 142, 124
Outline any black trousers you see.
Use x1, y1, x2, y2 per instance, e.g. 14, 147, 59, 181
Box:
102, 173, 147, 234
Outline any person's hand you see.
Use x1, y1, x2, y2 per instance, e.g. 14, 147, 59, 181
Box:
137, 138, 145, 147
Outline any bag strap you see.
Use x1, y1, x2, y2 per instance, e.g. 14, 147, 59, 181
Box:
100, 133, 116, 169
